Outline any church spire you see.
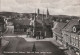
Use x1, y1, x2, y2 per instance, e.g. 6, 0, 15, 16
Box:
37, 8, 40, 19
34, 9, 36, 21
42, 10, 44, 22
37, 8, 40, 15
46, 8, 49, 19
37, 8, 40, 16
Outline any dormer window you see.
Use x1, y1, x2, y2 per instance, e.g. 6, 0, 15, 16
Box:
73, 25, 80, 33
73, 26, 77, 32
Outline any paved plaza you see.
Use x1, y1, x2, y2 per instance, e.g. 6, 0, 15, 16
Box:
2, 37, 66, 55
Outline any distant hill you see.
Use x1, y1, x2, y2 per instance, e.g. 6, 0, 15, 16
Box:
0, 11, 80, 22
0, 12, 19, 17
51, 15, 80, 22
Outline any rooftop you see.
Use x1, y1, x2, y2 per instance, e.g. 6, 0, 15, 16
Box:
52, 22, 67, 36
62, 19, 79, 32
13, 18, 31, 26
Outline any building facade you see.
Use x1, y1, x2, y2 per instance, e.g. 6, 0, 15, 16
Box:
13, 18, 32, 35
62, 19, 80, 55
52, 21, 67, 45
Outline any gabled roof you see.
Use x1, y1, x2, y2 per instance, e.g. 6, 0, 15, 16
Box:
52, 22, 67, 36
62, 19, 79, 32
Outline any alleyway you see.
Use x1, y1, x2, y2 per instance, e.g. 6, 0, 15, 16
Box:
3, 37, 66, 55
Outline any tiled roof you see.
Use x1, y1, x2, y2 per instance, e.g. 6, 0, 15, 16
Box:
52, 22, 67, 36
73, 25, 80, 29
13, 18, 31, 26
36, 19, 52, 27
62, 19, 79, 32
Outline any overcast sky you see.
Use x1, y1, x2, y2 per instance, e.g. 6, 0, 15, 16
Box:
0, 0, 80, 16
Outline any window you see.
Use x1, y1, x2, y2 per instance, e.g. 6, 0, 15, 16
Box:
75, 37, 78, 47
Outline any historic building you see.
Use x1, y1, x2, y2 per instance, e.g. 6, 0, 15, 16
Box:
13, 18, 31, 35
13, 8, 53, 38
52, 21, 67, 45
62, 19, 80, 55
30, 8, 53, 39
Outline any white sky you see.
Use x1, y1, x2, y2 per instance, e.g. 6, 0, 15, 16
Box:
0, 0, 80, 16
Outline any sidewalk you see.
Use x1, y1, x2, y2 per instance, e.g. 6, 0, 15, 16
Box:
1, 39, 9, 50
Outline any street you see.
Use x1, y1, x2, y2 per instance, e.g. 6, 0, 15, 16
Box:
2, 37, 66, 55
